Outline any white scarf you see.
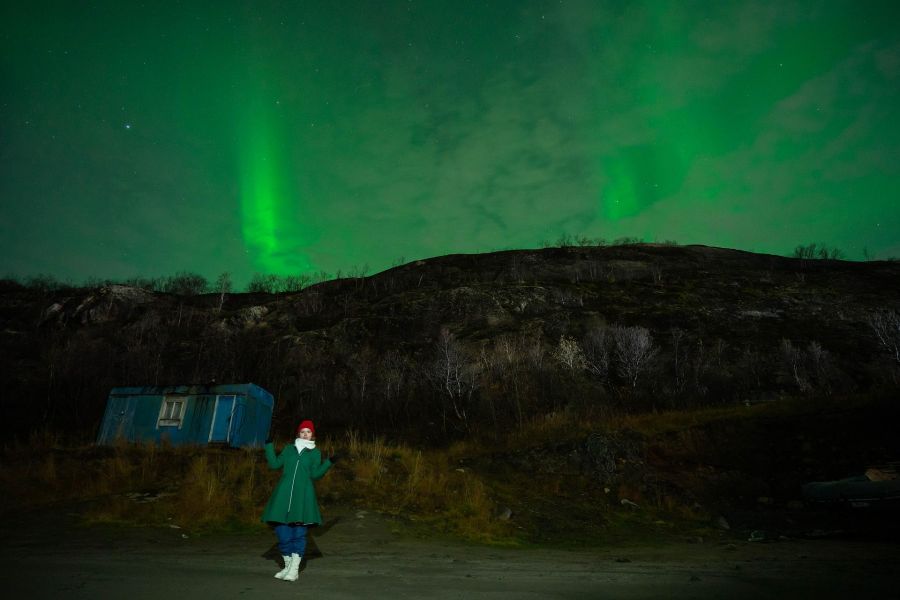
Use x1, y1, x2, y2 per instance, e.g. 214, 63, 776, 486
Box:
295, 438, 316, 453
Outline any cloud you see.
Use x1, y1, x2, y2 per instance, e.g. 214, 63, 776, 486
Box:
622, 37, 900, 256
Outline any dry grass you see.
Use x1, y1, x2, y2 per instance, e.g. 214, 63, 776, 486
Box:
314, 431, 511, 543
0, 411, 717, 544
504, 407, 593, 448
4, 394, 888, 548
0, 441, 275, 531
0, 431, 514, 543
499, 403, 769, 452
9, 398, 838, 544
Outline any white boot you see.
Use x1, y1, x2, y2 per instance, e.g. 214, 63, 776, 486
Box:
283, 553, 302, 581
274, 555, 292, 579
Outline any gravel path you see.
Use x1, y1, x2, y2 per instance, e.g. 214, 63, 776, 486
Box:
2, 508, 898, 599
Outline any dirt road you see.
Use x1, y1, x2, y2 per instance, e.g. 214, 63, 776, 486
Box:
2, 508, 898, 599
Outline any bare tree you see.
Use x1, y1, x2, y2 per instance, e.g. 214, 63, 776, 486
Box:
868, 310, 900, 364
247, 273, 277, 293
780, 339, 810, 393
299, 290, 324, 315
553, 335, 585, 371
806, 341, 834, 394
280, 274, 311, 292
611, 325, 658, 388
348, 347, 375, 418
163, 271, 208, 296
792, 243, 845, 261
428, 329, 480, 432
380, 351, 408, 426
690, 338, 711, 395
215, 272, 232, 312
582, 327, 611, 382
670, 328, 687, 393
525, 333, 545, 371
485, 334, 528, 427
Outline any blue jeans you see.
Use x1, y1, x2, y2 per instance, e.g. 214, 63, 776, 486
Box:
273, 523, 308, 556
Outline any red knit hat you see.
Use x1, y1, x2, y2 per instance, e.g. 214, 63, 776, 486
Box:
296, 420, 315, 438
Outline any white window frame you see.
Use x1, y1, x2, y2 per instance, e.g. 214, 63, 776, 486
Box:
157, 396, 186, 428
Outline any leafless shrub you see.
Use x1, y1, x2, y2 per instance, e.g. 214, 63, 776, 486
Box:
734, 346, 767, 401
545, 233, 608, 248
524, 334, 545, 371
247, 273, 278, 293
868, 310, 900, 364
689, 338, 711, 396
347, 264, 369, 279
348, 347, 375, 409
780, 339, 810, 392
779, 339, 837, 394
380, 351, 408, 419
23, 274, 68, 292
555, 233, 575, 247
582, 327, 611, 382
612, 237, 642, 246
214, 272, 232, 312
163, 272, 208, 296
552, 335, 585, 371
670, 328, 687, 394
120, 276, 163, 291
576, 234, 606, 247
479, 334, 533, 428
792, 243, 845, 260
247, 273, 312, 294
611, 325, 658, 388
805, 341, 835, 394
427, 330, 480, 432
711, 338, 728, 369
280, 274, 312, 292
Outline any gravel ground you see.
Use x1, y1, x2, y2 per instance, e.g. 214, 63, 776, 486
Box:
2, 507, 898, 599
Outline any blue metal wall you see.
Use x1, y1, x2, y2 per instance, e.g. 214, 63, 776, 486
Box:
96, 383, 274, 448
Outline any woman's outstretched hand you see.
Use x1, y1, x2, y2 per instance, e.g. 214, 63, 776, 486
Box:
328, 452, 342, 464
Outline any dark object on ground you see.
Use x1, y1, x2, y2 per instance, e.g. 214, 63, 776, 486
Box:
803, 465, 900, 507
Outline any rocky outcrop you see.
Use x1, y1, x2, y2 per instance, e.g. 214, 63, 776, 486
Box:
41, 285, 156, 326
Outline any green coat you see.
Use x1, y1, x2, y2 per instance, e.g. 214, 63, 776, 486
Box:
261, 442, 332, 525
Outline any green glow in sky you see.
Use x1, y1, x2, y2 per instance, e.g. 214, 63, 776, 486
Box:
239, 107, 283, 272
2, 1, 898, 285
237, 93, 316, 275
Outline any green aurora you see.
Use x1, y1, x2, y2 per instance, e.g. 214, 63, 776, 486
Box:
2, 1, 899, 285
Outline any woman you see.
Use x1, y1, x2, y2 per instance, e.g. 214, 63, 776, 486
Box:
262, 419, 334, 581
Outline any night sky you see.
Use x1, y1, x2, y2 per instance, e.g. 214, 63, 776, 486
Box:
3, 1, 899, 286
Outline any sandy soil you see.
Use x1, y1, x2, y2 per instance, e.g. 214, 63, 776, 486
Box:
2, 507, 898, 600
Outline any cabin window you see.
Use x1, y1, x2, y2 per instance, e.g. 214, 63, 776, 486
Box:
157, 397, 185, 428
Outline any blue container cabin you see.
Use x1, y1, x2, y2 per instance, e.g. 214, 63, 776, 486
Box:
97, 383, 274, 448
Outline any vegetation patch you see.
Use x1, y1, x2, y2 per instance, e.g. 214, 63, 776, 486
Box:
11, 395, 891, 546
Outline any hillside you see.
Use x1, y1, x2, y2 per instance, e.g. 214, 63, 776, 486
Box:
3, 243, 900, 543
2, 243, 898, 441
